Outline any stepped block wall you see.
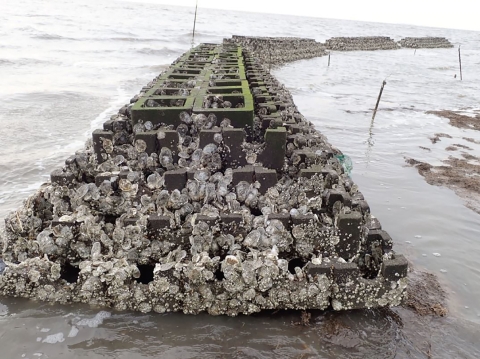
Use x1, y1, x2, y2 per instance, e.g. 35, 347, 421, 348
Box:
0, 42, 407, 316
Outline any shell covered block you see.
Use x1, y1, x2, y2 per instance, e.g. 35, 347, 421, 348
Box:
0, 42, 407, 315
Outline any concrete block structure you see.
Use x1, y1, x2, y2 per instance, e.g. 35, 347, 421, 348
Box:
0, 41, 408, 316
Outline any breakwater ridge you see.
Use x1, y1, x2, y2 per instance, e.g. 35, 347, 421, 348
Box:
0, 34, 455, 315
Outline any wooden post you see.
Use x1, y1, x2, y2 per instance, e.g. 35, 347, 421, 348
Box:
372, 80, 386, 120
458, 45, 463, 81
414, 49, 416, 56
328, 52, 331, 66
191, 0, 198, 47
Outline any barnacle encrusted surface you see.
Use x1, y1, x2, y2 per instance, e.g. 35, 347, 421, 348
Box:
0, 42, 407, 316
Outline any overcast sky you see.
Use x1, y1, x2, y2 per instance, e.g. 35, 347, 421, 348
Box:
126, 0, 480, 32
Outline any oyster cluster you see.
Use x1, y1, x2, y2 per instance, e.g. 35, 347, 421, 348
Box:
0, 42, 407, 315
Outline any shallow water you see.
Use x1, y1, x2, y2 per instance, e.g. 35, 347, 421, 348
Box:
1, 0, 480, 357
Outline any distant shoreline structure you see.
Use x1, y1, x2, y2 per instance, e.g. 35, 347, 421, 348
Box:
228, 35, 454, 64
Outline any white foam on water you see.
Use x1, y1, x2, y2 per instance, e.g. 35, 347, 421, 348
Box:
42, 332, 65, 344
88, 87, 131, 135
39, 328, 50, 333
76, 311, 111, 328
67, 326, 79, 338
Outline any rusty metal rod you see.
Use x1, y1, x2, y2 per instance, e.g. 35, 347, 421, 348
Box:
192, 0, 198, 46
372, 80, 386, 120
458, 45, 463, 81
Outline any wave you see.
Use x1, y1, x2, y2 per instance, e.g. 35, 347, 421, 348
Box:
0, 59, 14, 66
108, 37, 165, 42
0, 57, 58, 67
31, 33, 78, 41
428, 66, 455, 71
136, 46, 182, 56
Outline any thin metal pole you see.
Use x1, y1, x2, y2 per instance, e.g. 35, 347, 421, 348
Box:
372, 80, 386, 120
192, 0, 198, 46
458, 45, 463, 81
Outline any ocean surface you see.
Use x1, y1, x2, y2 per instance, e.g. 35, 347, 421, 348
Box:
1, 0, 480, 357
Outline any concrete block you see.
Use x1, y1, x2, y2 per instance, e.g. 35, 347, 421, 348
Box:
366, 216, 382, 230
336, 212, 362, 260
299, 167, 322, 179
51, 218, 77, 228
305, 261, 332, 277
95, 173, 118, 187
291, 214, 315, 226
92, 129, 114, 163
267, 213, 290, 228
260, 127, 286, 171
292, 150, 315, 165
333, 262, 359, 283
135, 131, 159, 155
193, 94, 254, 135
223, 128, 247, 168
254, 167, 277, 194
124, 217, 139, 226
164, 169, 187, 191
326, 189, 352, 208
50, 169, 75, 187
367, 229, 393, 251
158, 130, 179, 161
199, 128, 221, 148
194, 215, 218, 226
131, 96, 195, 126
232, 166, 254, 185
148, 214, 171, 231
381, 254, 408, 280
103, 119, 114, 131
220, 213, 244, 234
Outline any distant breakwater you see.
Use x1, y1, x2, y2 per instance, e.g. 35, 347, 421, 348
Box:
227, 36, 454, 65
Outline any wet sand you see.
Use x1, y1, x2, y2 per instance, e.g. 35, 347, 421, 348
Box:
407, 109, 480, 214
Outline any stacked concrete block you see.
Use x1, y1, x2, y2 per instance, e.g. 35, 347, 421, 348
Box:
325, 36, 399, 51
0, 42, 407, 316
225, 36, 328, 67
398, 37, 454, 48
